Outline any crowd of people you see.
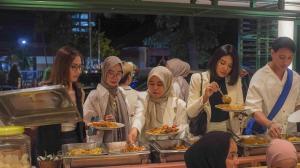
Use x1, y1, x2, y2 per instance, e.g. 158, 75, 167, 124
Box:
30, 36, 300, 168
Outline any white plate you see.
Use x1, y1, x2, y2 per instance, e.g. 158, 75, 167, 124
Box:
215, 104, 251, 112
288, 110, 300, 123
90, 122, 125, 130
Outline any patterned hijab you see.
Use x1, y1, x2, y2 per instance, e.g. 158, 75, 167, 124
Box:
100, 56, 129, 142
144, 66, 173, 131
101, 56, 123, 95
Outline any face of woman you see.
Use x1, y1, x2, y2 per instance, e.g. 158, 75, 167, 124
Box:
216, 55, 233, 78
226, 139, 238, 168
69, 56, 82, 82
106, 64, 123, 87
148, 75, 165, 98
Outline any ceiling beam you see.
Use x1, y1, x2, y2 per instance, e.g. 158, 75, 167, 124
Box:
0, 0, 299, 19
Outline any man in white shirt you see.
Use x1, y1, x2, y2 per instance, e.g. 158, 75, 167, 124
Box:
246, 37, 300, 138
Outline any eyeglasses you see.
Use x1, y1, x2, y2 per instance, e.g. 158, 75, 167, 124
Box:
71, 64, 84, 71
107, 70, 122, 78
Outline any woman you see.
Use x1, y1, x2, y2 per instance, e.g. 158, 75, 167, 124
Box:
184, 131, 238, 168
37, 46, 86, 155
128, 66, 187, 144
119, 61, 139, 115
187, 44, 244, 135
166, 58, 190, 102
84, 56, 131, 143
266, 139, 297, 168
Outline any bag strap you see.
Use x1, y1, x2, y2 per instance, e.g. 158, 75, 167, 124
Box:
267, 69, 293, 120
200, 73, 203, 96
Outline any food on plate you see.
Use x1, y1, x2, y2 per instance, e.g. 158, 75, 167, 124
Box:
146, 125, 179, 135
173, 144, 189, 150
240, 136, 270, 145
89, 121, 118, 128
215, 104, 246, 111
68, 147, 102, 156
287, 136, 300, 142
122, 145, 146, 152
222, 95, 232, 104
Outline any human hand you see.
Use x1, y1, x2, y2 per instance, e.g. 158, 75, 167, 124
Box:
204, 82, 219, 98
127, 127, 138, 144
104, 114, 115, 121
268, 122, 282, 138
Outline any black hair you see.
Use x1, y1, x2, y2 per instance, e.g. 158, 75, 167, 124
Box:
208, 44, 240, 85
272, 37, 296, 53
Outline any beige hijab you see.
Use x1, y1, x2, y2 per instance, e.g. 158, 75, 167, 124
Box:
166, 58, 190, 78
144, 66, 173, 131
101, 56, 130, 142
166, 58, 190, 101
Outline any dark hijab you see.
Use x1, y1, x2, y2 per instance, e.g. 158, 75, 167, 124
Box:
184, 131, 231, 168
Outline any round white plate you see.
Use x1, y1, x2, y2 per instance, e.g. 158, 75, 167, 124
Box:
90, 122, 125, 130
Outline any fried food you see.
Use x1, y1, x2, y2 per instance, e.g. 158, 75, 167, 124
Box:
122, 145, 146, 152
287, 136, 300, 142
146, 125, 179, 135
222, 95, 232, 104
215, 104, 246, 111
173, 144, 189, 150
89, 121, 118, 128
68, 147, 102, 156
241, 136, 269, 145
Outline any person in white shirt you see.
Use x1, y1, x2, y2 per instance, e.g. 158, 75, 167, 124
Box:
166, 58, 190, 102
246, 37, 300, 138
119, 61, 139, 119
187, 44, 244, 135
127, 66, 188, 144
83, 56, 131, 143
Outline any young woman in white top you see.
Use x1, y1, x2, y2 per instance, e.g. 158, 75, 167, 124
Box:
119, 61, 139, 118
128, 66, 187, 144
187, 44, 244, 135
84, 56, 131, 143
166, 58, 190, 102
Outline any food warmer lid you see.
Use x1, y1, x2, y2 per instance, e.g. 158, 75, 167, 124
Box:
0, 85, 81, 127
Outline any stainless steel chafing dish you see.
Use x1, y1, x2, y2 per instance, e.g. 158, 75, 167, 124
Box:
150, 139, 191, 163
62, 141, 150, 168
0, 85, 81, 127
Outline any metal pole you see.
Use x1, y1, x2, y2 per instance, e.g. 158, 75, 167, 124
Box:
89, 12, 92, 69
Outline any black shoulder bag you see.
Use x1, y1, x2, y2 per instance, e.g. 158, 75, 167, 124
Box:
189, 73, 208, 136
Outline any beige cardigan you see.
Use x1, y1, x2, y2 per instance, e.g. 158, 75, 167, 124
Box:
186, 71, 244, 134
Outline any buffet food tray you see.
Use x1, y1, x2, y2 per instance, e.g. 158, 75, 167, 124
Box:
0, 85, 81, 127
62, 142, 150, 168
237, 134, 300, 156
150, 139, 191, 163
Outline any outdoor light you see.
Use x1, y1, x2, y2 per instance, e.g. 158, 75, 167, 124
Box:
21, 40, 27, 45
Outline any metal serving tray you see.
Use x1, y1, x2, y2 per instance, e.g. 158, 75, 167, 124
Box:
62, 141, 150, 168
0, 85, 81, 127
150, 139, 191, 163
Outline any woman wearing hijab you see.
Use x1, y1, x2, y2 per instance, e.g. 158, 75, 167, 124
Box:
266, 139, 298, 168
184, 131, 238, 168
83, 56, 131, 143
166, 58, 190, 102
187, 44, 244, 135
127, 66, 188, 144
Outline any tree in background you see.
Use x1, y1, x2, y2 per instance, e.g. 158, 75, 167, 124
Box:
143, 16, 227, 69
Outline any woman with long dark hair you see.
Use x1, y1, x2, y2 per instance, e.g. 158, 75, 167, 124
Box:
187, 44, 244, 135
37, 45, 86, 155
